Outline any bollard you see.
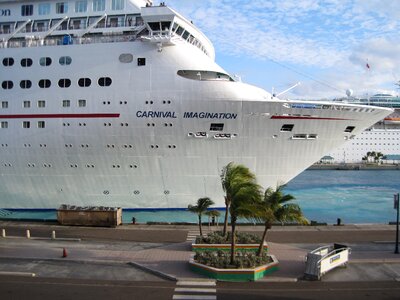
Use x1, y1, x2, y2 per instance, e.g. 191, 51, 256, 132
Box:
26, 229, 30, 239
51, 231, 56, 240
1, 229, 5, 238
62, 248, 67, 258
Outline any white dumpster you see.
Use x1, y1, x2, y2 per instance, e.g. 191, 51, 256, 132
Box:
304, 243, 351, 280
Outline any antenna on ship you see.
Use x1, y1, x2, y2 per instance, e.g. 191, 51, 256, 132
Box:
274, 82, 301, 98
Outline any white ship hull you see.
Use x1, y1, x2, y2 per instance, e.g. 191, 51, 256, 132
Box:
0, 1, 393, 208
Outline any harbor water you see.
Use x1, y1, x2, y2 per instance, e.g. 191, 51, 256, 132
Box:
1, 170, 399, 224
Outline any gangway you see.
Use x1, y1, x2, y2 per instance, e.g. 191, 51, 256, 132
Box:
304, 243, 351, 280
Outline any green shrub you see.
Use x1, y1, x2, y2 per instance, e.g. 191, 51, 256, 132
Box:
195, 231, 261, 244
194, 250, 272, 269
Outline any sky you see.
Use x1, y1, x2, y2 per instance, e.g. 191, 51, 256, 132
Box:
166, 0, 400, 99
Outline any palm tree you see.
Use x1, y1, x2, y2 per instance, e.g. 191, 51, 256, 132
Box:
228, 178, 262, 264
188, 197, 214, 237
220, 162, 258, 236
251, 185, 308, 256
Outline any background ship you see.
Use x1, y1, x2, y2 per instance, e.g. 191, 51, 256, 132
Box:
0, 0, 392, 209
328, 93, 400, 163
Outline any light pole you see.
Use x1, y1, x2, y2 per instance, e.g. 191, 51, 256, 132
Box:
395, 193, 399, 254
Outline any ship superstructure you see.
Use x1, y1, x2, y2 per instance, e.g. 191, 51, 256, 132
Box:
0, 0, 393, 208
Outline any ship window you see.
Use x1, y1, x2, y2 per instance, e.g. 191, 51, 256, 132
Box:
345, 126, 355, 133
112, 0, 124, 10
58, 78, 71, 88
23, 121, 30, 129
38, 100, 46, 108
148, 22, 161, 31
75, 0, 87, 13
23, 101, 31, 108
98, 77, 112, 87
210, 123, 224, 131
78, 78, 91, 87
20, 80, 32, 89
2, 101, 8, 109
78, 99, 86, 107
62, 100, 71, 107
21, 5, 34, 16
93, 0, 105, 11
177, 70, 234, 81
281, 124, 294, 132
59, 56, 72, 65
38, 3, 51, 15
56, 2, 68, 14
38, 79, 51, 88
292, 134, 307, 139
37, 121, 45, 128
39, 57, 52, 66
138, 58, 146, 66
21, 58, 33, 67
1, 121, 8, 129
2, 81, 13, 90
119, 53, 133, 63
3, 57, 14, 66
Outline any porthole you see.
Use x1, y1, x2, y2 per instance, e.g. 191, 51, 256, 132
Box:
21, 58, 33, 67
78, 78, 91, 87
58, 78, 71, 88
2, 57, 14, 66
119, 53, 133, 63
2, 81, 13, 90
39, 57, 52, 66
59, 56, 72, 65
38, 79, 51, 88
20, 80, 32, 89
98, 77, 112, 87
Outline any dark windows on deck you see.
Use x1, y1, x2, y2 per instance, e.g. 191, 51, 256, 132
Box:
280, 124, 294, 132
137, 58, 146, 66
345, 126, 355, 133
21, 5, 33, 16
210, 123, 224, 131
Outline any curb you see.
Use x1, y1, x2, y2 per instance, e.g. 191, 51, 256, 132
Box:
0, 271, 36, 277
128, 261, 177, 282
0, 256, 129, 266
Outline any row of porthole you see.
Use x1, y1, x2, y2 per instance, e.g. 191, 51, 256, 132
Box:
102, 190, 170, 195
2, 56, 72, 68
2, 77, 112, 90
145, 100, 172, 105
2, 163, 140, 169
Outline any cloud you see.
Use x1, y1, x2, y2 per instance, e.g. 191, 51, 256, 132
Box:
166, 0, 400, 98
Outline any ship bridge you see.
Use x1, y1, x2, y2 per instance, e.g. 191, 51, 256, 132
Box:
140, 4, 215, 60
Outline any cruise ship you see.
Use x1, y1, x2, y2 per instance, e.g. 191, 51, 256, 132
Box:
328, 94, 400, 163
0, 0, 393, 209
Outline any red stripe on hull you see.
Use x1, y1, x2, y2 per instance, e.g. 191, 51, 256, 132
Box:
0, 113, 120, 119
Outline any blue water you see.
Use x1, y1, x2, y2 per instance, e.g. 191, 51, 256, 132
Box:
1, 170, 399, 224
285, 170, 400, 224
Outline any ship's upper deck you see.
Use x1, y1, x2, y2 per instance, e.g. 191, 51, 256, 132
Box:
0, 0, 215, 59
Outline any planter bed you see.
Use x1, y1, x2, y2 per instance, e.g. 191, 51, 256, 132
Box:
192, 242, 268, 253
189, 254, 278, 281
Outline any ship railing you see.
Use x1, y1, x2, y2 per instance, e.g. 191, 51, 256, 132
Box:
0, 33, 138, 49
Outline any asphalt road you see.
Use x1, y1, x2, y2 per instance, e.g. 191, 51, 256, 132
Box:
1, 275, 400, 300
